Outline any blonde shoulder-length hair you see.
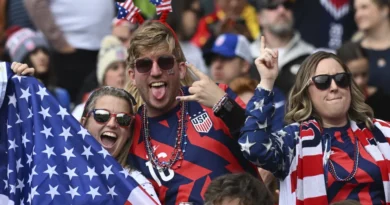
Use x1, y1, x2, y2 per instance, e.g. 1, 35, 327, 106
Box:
285, 51, 374, 128
125, 20, 195, 111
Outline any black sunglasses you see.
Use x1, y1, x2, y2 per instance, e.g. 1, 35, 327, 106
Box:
311, 73, 351, 90
87, 109, 134, 127
135, 55, 176, 73
266, 1, 294, 10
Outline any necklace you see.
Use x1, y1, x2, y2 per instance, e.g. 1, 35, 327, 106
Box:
328, 136, 360, 181
142, 90, 188, 171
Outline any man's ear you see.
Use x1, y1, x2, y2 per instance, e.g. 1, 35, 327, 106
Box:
128, 69, 136, 86
241, 60, 251, 75
178, 62, 187, 80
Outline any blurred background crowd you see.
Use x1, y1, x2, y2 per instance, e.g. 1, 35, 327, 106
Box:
1, 0, 390, 204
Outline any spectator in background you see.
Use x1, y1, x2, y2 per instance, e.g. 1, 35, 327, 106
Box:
252, 0, 314, 96
24, 0, 115, 102
5, 27, 71, 111
166, 0, 208, 74
229, 77, 285, 130
112, 19, 137, 48
72, 36, 127, 121
354, 0, 390, 95
204, 173, 274, 205
337, 41, 390, 121
292, 0, 356, 50
191, 0, 259, 50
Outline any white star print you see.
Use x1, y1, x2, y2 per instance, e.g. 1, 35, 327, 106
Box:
26, 153, 33, 167
84, 166, 98, 180
250, 99, 264, 112
27, 108, 33, 118
36, 85, 49, 100
107, 186, 118, 198
21, 133, 30, 147
7, 165, 13, 178
87, 186, 101, 200
98, 148, 110, 159
8, 94, 17, 107
10, 184, 16, 194
78, 125, 90, 139
101, 165, 114, 180
64, 167, 78, 181
119, 169, 130, 179
8, 139, 18, 151
19, 87, 31, 102
59, 126, 73, 141
256, 119, 268, 129
239, 135, 256, 155
56, 105, 69, 120
262, 138, 273, 152
44, 164, 58, 179
15, 113, 23, 124
16, 179, 25, 190
7, 121, 12, 129
3, 179, 8, 189
16, 158, 24, 172
30, 185, 40, 202
45, 185, 60, 199
82, 146, 93, 160
12, 75, 25, 82
61, 147, 76, 161
38, 106, 52, 120
42, 145, 56, 159
28, 166, 38, 185
277, 130, 287, 137
66, 185, 80, 199
40, 125, 53, 139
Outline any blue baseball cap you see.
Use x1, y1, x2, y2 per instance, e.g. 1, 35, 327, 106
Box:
211, 33, 253, 63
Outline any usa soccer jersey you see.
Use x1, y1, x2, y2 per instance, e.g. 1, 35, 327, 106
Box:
128, 85, 259, 205
324, 125, 385, 204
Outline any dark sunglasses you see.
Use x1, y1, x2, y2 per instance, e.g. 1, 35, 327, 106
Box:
135, 55, 176, 73
266, 1, 294, 10
87, 109, 134, 127
311, 73, 351, 90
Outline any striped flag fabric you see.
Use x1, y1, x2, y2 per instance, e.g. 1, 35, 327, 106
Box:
116, 0, 140, 23
0, 61, 159, 205
150, 0, 172, 14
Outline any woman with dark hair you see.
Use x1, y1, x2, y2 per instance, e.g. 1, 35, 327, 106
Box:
5, 27, 71, 110
239, 37, 390, 204
337, 41, 390, 121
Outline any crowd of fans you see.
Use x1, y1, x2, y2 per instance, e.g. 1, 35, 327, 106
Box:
1, 0, 390, 204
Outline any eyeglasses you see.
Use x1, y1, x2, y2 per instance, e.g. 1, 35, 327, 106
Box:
266, 1, 294, 10
310, 73, 351, 90
135, 55, 176, 73
87, 109, 134, 127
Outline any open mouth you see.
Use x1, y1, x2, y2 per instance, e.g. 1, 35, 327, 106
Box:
150, 82, 167, 100
100, 131, 117, 148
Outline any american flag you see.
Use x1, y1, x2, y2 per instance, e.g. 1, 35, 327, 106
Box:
150, 0, 172, 15
116, 0, 140, 23
0, 62, 159, 205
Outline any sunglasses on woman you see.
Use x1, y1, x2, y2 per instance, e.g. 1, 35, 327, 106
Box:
87, 109, 134, 127
310, 73, 351, 90
135, 55, 176, 73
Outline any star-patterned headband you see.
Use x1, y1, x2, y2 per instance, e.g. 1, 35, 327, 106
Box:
116, 0, 172, 24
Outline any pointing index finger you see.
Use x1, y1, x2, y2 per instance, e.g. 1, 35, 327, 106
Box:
260, 36, 266, 52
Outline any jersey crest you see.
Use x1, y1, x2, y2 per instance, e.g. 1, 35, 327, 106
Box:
190, 111, 213, 133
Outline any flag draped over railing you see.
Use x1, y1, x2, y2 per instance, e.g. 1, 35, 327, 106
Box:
0, 62, 159, 205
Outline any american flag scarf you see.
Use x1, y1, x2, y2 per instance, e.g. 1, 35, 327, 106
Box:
279, 119, 390, 205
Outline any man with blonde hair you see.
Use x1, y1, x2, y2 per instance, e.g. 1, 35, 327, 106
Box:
126, 20, 259, 205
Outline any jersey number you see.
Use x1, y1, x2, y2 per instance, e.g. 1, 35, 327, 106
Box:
145, 152, 175, 186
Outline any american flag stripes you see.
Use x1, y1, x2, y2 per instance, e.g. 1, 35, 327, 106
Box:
0, 62, 159, 205
155, 0, 172, 15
